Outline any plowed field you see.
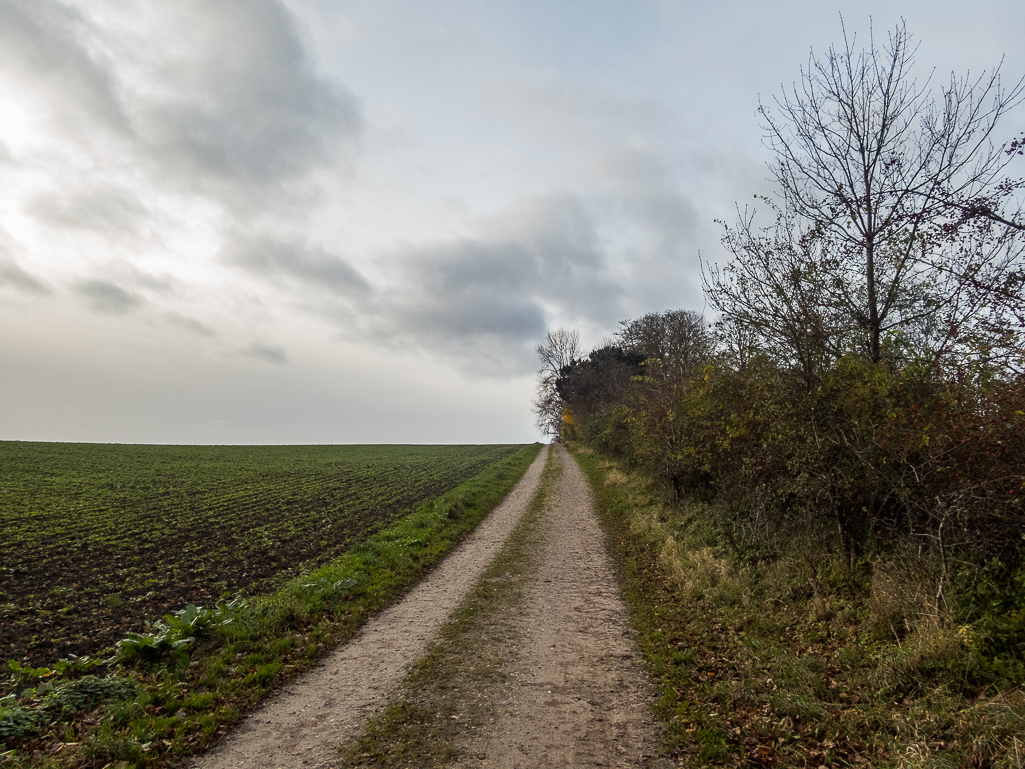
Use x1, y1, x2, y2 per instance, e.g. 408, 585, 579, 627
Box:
0, 442, 523, 666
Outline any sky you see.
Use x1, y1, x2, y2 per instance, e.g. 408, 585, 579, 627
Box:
1, 1, 1024, 445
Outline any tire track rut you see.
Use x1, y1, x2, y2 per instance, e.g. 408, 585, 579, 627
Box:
190, 446, 549, 769
450, 444, 666, 768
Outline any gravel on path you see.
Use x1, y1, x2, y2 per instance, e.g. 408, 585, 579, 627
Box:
451, 443, 668, 768
190, 445, 550, 769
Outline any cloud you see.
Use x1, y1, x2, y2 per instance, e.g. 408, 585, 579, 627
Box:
134, 0, 362, 202
591, 145, 710, 306
131, 271, 178, 295
0, 0, 131, 136
1, 0, 361, 212
602, 147, 701, 244
374, 195, 625, 375
164, 311, 215, 337
221, 231, 369, 296
0, 258, 51, 295
74, 279, 142, 314
239, 341, 288, 366
25, 184, 150, 236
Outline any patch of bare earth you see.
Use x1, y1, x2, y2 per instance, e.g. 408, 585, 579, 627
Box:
342, 444, 668, 768
190, 446, 549, 769
193, 443, 666, 768
450, 444, 667, 768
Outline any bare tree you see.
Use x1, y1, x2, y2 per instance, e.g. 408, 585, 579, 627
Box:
532, 328, 580, 438
616, 309, 711, 381
712, 19, 1025, 371
704, 204, 852, 385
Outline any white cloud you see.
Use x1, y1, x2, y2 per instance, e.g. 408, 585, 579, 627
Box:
2, 1, 1022, 443
0, 0, 131, 137
0, 0, 362, 216
131, 0, 361, 205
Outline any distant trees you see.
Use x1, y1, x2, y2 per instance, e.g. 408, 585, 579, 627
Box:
707, 21, 1025, 378
532, 311, 711, 443
531, 329, 580, 439
531, 20, 1025, 681
616, 310, 711, 381
555, 345, 646, 431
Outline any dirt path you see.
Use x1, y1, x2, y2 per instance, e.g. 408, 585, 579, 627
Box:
192, 444, 665, 768
190, 446, 549, 769
449, 444, 666, 768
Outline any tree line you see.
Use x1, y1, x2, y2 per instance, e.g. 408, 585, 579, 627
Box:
534, 21, 1024, 668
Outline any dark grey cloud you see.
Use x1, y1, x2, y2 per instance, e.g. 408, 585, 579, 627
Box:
221, 231, 369, 296
609, 148, 700, 245
377, 195, 625, 374
74, 279, 142, 314
403, 196, 621, 319
137, 0, 361, 200
132, 271, 177, 295
387, 238, 551, 351
2, 0, 360, 211
239, 342, 288, 366
164, 312, 215, 337
598, 147, 710, 309
25, 185, 149, 236
0, 258, 51, 295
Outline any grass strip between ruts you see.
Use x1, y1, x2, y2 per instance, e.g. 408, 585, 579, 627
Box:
339, 443, 561, 767
1, 443, 543, 769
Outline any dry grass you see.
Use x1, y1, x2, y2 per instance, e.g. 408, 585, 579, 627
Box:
572, 445, 1025, 768
603, 468, 628, 486
870, 546, 947, 635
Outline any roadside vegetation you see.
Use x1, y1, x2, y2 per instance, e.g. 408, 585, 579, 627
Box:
0, 443, 541, 768
576, 446, 1024, 767
537, 20, 1025, 768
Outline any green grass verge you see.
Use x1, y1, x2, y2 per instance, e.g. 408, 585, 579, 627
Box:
338, 445, 560, 767
2, 442, 523, 668
570, 444, 1025, 769
0, 443, 542, 769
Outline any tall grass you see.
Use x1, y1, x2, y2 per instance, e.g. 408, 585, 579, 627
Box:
575, 446, 1025, 768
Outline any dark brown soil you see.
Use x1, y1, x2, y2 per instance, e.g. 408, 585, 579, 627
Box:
0, 443, 520, 667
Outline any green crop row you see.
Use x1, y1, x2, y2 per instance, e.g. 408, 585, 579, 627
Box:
0, 443, 523, 666
1, 443, 544, 768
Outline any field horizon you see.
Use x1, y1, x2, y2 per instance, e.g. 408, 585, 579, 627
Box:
1, 441, 528, 666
